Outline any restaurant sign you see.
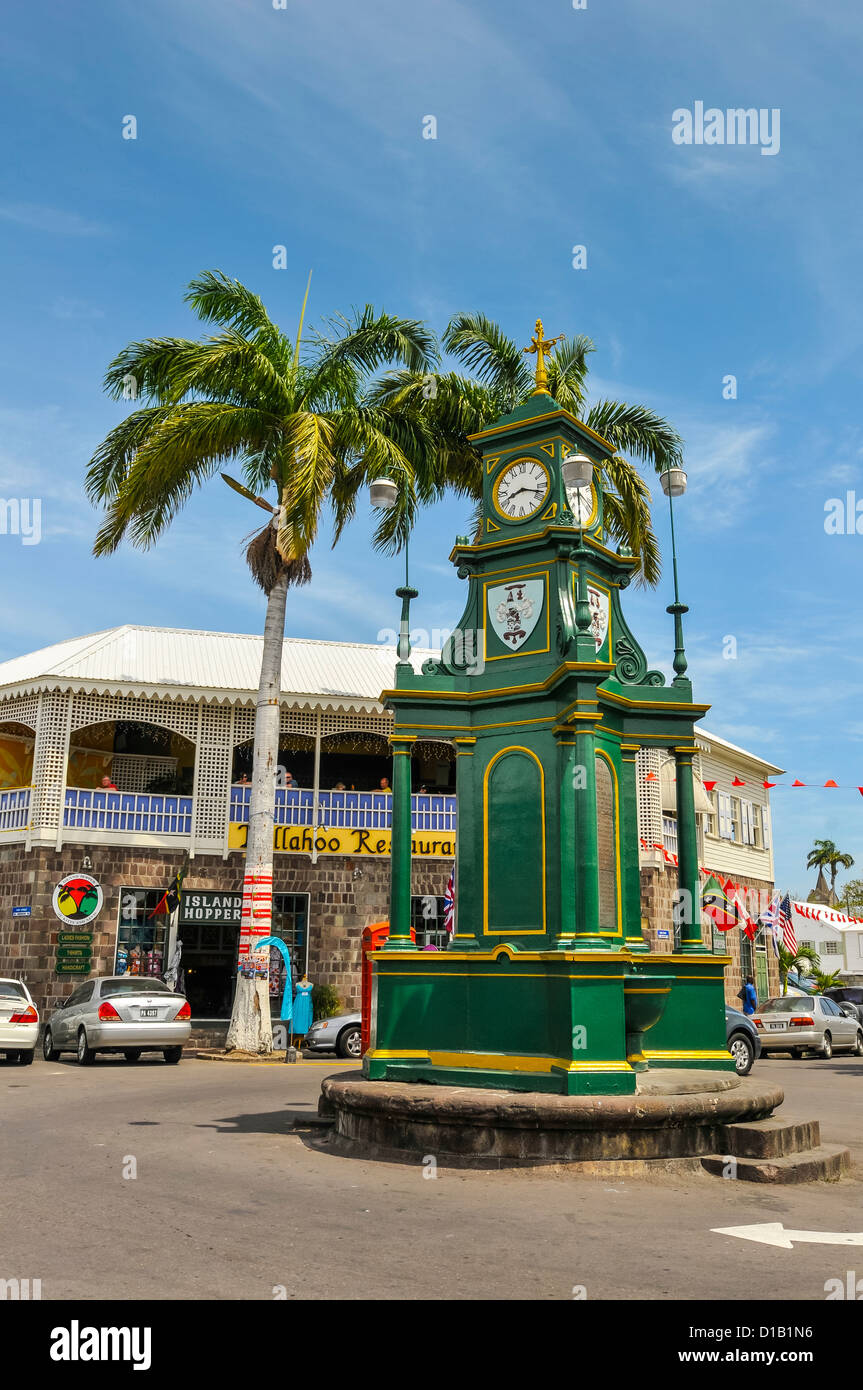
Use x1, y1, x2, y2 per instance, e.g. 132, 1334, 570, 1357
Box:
227, 823, 455, 859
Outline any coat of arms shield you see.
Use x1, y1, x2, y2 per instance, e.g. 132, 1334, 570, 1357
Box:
487, 579, 544, 652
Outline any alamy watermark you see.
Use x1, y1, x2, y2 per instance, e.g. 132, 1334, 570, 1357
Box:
672, 103, 780, 157
0, 498, 41, 545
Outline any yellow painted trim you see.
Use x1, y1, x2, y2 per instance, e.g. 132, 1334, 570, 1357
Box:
485, 454, 502, 474
486, 518, 501, 533
469, 409, 614, 452
540, 501, 557, 521
382, 660, 616, 706
375, 971, 627, 979
372, 949, 641, 962
367, 1048, 633, 1074
624, 986, 671, 994
482, 569, 550, 663
483, 745, 546, 935
595, 746, 623, 937
643, 1049, 733, 1061
490, 457, 551, 523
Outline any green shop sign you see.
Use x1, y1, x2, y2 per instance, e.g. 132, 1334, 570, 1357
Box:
57, 931, 93, 946
55, 960, 90, 975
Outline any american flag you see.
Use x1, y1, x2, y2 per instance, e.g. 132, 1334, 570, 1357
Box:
443, 869, 455, 936
779, 894, 796, 953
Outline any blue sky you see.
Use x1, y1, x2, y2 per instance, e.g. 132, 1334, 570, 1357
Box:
1, 0, 861, 893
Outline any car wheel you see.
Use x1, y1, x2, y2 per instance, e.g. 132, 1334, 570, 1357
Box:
163, 1047, 183, 1064
42, 1029, 60, 1062
16, 1049, 35, 1066
76, 1028, 95, 1066
728, 1033, 755, 1076
854, 1032, 863, 1057
820, 1032, 833, 1059
337, 1025, 362, 1059
123, 1049, 142, 1063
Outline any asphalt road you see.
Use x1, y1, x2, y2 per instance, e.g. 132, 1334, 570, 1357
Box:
3, 1050, 863, 1302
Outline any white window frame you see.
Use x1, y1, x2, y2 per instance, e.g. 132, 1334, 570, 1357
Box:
717, 792, 733, 840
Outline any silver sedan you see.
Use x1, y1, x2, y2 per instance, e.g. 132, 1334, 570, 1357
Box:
305, 1011, 362, 1058
43, 976, 192, 1065
753, 994, 863, 1059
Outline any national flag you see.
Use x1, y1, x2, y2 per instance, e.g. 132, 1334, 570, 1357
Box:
149, 868, 185, 989
702, 874, 741, 931
149, 868, 184, 920
779, 894, 796, 953
443, 869, 455, 936
758, 893, 782, 957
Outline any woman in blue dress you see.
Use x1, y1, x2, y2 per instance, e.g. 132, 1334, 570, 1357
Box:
292, 975, 314, 1040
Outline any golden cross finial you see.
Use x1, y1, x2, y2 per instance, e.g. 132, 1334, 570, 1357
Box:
524, 318, 565, 395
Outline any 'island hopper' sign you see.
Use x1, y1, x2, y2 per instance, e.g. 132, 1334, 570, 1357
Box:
227, 823, 455, 859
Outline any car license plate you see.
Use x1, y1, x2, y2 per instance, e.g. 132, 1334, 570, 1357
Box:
140, 1008, 158, 1019
768, 1022, 785, 1030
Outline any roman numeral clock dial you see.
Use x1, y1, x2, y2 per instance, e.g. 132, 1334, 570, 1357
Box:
493, 458, 550, 520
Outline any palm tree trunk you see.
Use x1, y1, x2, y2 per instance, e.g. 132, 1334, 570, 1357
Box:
225, 569, 288, 1052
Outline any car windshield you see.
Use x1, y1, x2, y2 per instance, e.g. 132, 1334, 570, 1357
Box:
100, 978, 173, 997
0, 980, 26, 1000
758, 997, 816, 1014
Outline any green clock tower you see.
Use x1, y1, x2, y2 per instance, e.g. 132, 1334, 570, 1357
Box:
365, 321, 732, 1096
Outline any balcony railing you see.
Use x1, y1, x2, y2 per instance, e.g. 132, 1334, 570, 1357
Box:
64, 788, 193, 835
230, 786, 457, 833
0, 786, 30, 834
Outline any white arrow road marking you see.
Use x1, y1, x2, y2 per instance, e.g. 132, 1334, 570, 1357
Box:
712, 1223, 863, 1249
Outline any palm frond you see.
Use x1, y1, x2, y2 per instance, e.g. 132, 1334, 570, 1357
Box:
443, 312, 532, 406
585, 399, 684, 472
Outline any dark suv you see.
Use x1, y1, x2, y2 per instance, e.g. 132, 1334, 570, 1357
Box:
824, 986, 863, 1023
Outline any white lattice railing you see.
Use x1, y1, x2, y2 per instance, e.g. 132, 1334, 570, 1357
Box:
64, 788, 193, 835
229, 786, 457, 833
0, 786, 31, 834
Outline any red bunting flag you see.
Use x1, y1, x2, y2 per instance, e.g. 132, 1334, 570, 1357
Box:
703, 780, 717, 791
792, 779, 806, 787
645, 771, 657, 781
859, 789, 863, 797
824, 780, 838, 787
731, 776, 746, 786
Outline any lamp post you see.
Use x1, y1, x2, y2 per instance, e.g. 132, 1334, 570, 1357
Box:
370, 477, 417, 666
370, 477, 417, 950
660, 465, 689, 688
562, 452, 595, 642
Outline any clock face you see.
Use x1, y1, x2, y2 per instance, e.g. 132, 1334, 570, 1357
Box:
493, 458, 550, 521
566, 481, 595, 526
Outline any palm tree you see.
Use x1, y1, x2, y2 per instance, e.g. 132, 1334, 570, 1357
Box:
811, 967, 844, 992
86, 271, 436, 1053
806, 839, 854, 906
368, 312, 685, 585
778, 944, 820, 995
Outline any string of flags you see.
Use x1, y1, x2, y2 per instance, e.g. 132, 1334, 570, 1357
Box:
644, 771, 863, 794
637, 837, 860, 955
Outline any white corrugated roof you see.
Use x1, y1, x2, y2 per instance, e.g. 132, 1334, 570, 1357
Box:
0, 625, 434, 713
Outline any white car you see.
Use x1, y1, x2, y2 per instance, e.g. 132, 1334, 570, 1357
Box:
0, 978, 39, 1065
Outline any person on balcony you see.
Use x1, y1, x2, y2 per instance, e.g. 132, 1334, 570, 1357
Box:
379, 777, 391, 793
283, 770, 298, 789
100, 775, 118, 791
333, 781, 346, 790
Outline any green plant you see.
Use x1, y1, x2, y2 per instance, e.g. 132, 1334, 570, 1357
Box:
312, 983, 342, 1020
778, 944, 820, 994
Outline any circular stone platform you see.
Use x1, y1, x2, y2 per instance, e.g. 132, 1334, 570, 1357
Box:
320, 1070, 784, 1168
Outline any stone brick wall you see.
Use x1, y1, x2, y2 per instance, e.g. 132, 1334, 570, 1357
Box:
0, 843, 450, 1017
639, 861, 781, 1004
